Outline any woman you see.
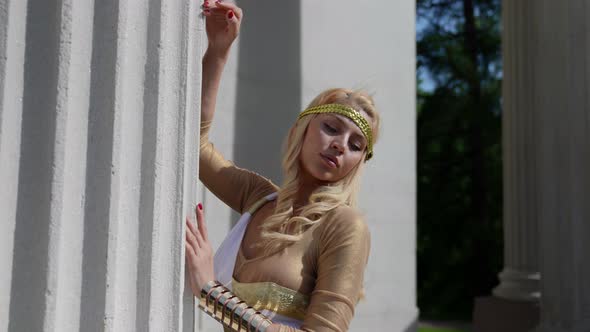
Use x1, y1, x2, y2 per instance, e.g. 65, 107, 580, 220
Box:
185, 2, 381, 331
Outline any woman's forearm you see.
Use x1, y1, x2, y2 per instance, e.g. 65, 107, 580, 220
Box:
201, 48, 230, 123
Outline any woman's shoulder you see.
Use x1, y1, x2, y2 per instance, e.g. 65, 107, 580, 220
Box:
319, 205, 370, 241
325, 205, 367, 225
314, 205, 371, 265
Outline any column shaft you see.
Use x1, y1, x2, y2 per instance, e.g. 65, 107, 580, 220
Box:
0, 0, 204, 331
493, 0, 540, 302
473, 2, 541, 330
534, 0, 590, 331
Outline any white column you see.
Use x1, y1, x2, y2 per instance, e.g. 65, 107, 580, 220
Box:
0, 0, 27, 330
534, 0, 590, 331
492, 0, 540, 302
473, 3, 541, 330
0, 0, 204, 331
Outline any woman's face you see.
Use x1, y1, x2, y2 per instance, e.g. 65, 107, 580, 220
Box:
299, 112, 370, 183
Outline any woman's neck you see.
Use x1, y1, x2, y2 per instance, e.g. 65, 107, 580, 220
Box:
293, 171, 326, 211
294, 186, 315, 211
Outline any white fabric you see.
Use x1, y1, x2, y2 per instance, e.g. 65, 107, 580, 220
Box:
213, 210, 252, 288
213, 192, 278, 289
212, 192, 302, 328
213, 192, 277, 289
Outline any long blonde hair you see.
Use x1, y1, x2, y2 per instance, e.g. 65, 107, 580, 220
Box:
258, 88, 381, 255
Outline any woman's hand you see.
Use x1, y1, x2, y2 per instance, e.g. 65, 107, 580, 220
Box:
185, 203, 215, 297
200, 1, 242, 124
201, 1, 243, 56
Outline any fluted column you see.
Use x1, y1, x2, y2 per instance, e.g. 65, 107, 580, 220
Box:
492, 0, 540, 303
473, 2, 541, 331
0, 0, 27, 330
0, 0, 204, 331
534, 1, 590, 331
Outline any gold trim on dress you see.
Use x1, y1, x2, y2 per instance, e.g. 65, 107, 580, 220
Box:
232, 278, 310, 321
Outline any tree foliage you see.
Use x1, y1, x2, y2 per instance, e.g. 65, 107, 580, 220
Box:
417, 0, 503, 320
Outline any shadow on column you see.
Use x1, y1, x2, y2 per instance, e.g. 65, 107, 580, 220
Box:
9, 0, 60, 330
135, 0, 161, 329
233, 0, 302, 185
79, 0, 119, 330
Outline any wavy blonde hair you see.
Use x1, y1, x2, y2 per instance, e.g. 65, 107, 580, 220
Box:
259, 88, 381, 255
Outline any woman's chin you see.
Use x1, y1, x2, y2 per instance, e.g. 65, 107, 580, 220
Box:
300, 161, 341, 184
301, 169, 332, 185
310, 170, 341, 184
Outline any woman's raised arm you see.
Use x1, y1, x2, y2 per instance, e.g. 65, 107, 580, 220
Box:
199, 2, 277, 213
201, 1, 241, 122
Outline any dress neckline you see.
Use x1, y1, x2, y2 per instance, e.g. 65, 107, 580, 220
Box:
238, 240, 269, 263
237, 193, 278, 263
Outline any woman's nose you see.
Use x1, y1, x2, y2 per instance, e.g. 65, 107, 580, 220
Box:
330, 139, 344, 153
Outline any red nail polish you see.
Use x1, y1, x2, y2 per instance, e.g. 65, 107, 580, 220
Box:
227, 11, 234, 19
198, 203, 203, 210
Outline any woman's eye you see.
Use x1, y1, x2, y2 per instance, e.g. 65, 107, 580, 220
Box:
349, 143, 362, 151
323, 123, 337, 133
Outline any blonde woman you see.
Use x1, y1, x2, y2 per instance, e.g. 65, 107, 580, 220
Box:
185, 2, 380, 331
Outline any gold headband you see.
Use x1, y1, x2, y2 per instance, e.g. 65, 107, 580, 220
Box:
298, 103, 374, 161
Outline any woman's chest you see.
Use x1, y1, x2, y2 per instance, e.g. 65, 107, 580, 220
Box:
240, 202, 274, 260
236, 205, 319, 294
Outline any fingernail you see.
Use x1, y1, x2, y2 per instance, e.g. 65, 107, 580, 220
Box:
227, 10, 234, 19
197, 203, 203, 210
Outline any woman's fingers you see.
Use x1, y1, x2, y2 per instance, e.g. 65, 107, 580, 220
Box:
187, 213, 206, 249
185, 224, 197, 266
202, 7, 225, 15
211, 1, 243, 19
195, 203, 209, 242
201, 1, 241, 18
185, 217, 201, 249
185, 241, 197, 260
208, 1, 241, 35
225, 11, 240, 37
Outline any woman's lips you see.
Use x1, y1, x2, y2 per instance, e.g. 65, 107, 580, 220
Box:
320, 153, 338, 168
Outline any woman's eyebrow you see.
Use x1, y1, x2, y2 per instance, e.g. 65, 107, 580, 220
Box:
327, 114, 367, 143
326, 114, 343, 124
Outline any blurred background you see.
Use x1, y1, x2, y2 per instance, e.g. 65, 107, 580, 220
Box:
416, 0, 502, 329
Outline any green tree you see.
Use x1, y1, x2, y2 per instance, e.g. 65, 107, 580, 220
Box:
417, 0, 503, 320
